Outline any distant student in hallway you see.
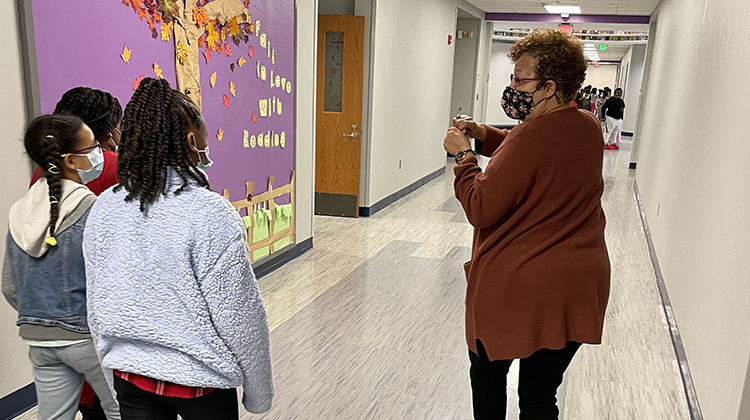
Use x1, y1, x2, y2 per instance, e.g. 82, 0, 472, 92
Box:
602, 88, 625, 150
83, 78, 273, 420
445, 29, 611, 420
2, 115, 121, 420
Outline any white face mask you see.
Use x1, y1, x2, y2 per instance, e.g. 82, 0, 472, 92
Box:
64, 146, 104, 184
195, 145, 214, 170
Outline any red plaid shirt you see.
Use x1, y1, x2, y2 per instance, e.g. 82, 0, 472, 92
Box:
114, 370, 214, 399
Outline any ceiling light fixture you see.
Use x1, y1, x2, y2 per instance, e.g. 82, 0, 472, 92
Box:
544, 4, 582, 15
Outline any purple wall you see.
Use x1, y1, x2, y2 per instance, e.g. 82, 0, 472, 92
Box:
485, 13, 650, 24
31, 0, 295, 203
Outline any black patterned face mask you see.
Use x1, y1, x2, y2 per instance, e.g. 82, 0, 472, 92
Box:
501, 85, 543, 121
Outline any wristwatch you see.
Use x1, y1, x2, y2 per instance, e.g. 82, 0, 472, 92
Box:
455, 149, 475, 163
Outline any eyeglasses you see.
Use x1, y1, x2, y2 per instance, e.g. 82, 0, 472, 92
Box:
69, 141, 101, 155
510, 74, 542, 86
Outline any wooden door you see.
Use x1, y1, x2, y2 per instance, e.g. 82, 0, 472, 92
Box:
315, 15, 365, 217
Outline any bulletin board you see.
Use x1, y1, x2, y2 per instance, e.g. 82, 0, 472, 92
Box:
22, 0, 295, 209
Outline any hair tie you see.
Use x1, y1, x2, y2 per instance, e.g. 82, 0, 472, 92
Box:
45, 237, 58, 247
46, 135, 55, 140
49, 196, 59, 205
47, 163, 60, 175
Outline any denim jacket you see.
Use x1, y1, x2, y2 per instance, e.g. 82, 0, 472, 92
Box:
2, 178, 96, 339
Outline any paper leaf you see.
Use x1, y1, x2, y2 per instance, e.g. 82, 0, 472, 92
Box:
229, 81, 236, 97
160, 21, 173, 42
147, 16, 156, 31
217, 129, 224, 142
133, 75, 145, 91
223, 94, 230, 108
137, 8, 148, 20
248, 46, 254, 58
153, 63, 163, 79
217, 43, 223, 54
198, 34, 206, 48
238, 57, 247, 67
210, 72, 217, 87
230, 63, 236, 72
121, 45, 132, 63
227, 17, 240, 37
206, 24, 219, 51
203, 48, 211, 64
221, 27, 227, 43
176, 41, 188, 65
251, 111, 258, 124
244, 0, 250, 8
224, 42, 233, 57
192, 8, 208, 28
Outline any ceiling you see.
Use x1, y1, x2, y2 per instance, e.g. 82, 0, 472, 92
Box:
467, 0, 662, 15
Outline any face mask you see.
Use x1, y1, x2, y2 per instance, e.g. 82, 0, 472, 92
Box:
195, 145, 214, 171
67, 147, 104, 184
501, 84, 548, 121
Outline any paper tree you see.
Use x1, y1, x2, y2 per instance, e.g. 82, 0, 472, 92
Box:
173, 0, 251, 110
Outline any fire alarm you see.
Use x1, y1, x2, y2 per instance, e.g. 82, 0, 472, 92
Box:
448, 34, 452, 45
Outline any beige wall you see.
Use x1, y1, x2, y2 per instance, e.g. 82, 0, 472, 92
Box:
635, 0, 750, 418
364, 0, 487, 206
0, 1, 34, 399
583, 63, 618, 92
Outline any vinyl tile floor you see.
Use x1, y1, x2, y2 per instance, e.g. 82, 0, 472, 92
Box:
15, 137, 690, 420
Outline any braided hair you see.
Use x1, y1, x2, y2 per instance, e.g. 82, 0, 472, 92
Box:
115, 78, 209, 212
24, 114, 85, 246
54, 87, 122, 141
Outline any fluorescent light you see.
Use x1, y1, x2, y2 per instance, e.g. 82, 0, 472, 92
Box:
544, 4, 582, 14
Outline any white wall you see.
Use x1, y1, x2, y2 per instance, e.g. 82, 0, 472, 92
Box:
294, 0, 317, 243
355, 0, 374, 207
635, 0, 750, 418
583, 63, 618, 91
318, 0, 354, 15
0, 1, 34, 399
619, 44, 646, 134
450, 18, 480, 118
364, 0, 487, 206
486, 41, 516, 125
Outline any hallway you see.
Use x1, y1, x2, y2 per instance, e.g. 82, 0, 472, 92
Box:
253, 137, 690, 419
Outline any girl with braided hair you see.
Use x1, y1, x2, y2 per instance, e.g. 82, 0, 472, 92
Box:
84, 78, 273, 419
31, 87, 122, 195
2, 115, 121, 420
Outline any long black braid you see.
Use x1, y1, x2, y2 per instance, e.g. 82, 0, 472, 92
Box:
24, 115, 85, 246
54, 87, 122, 141
116, 78, 209, 212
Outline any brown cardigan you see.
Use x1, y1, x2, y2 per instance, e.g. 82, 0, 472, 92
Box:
455, 107, 610, 360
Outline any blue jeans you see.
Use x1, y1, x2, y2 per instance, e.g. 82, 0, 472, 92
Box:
29, 340, 120, 420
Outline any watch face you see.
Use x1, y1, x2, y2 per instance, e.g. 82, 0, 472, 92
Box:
456, 151, 465, 159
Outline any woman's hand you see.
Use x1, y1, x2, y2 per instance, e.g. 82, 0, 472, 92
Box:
444, 127, 472, 156
453, 116, 487, 141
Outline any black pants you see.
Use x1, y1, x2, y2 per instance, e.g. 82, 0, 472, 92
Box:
469, 340, 581, 420
114, 376, 238, 420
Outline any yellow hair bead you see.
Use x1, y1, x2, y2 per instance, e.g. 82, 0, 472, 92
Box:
45, 237, 58, 247
46, 135, 54, 140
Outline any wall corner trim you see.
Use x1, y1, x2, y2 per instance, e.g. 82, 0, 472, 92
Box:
359, 166, 445, 217
633, 181, 704, 420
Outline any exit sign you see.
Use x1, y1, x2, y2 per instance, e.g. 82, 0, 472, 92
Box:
599, 44, 609, 51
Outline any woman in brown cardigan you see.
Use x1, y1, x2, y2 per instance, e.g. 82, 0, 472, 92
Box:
443, 29, 610, 420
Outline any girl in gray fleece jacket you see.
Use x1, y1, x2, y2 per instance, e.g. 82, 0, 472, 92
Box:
83, 78, 273, 419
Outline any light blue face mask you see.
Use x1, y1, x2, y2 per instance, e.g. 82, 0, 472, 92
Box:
66, 146, 104, 184
195, 145, 214, 171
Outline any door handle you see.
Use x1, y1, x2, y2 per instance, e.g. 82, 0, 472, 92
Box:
343, 132, 359, 139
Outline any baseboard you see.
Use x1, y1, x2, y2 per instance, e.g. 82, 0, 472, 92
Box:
359, 167, 445, 217
629, 162, 637, 170
0, 383, 36, 420
633, 181, 703, 420
622, 131, 634, 137
254, 237, 313, 279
